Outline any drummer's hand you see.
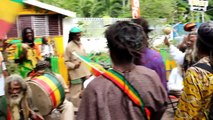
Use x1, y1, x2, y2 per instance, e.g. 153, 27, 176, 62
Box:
31, 112, 44, 120
14, 48, 27, 63
19, 48, 28, 60
164, 36, 170, 47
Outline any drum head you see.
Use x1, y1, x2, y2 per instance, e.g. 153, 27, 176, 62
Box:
27, 81, 52, 115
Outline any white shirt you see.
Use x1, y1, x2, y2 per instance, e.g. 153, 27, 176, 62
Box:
0, 62, 7, 96
169, 45, 185, 65
83, 75, 96, 88
40, 44, 54, 58
167, 67, 183, 91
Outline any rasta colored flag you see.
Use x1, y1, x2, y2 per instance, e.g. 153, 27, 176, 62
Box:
0, 0, 24, 39
72, 52, 106, 76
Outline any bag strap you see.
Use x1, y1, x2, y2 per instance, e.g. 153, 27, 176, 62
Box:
103, 69, 150, 120
193, 63, 213, 73
7, 107, 11, 120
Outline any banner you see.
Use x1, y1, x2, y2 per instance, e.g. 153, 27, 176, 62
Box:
131, 0, 140, 18
0, 0, 23, 39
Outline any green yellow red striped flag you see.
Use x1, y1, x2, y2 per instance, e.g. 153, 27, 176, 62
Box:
0, 0, 24, 39
103, 69, 150, 120
72, 52, 106, 76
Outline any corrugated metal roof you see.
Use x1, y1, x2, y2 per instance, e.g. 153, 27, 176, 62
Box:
23, 0, 76, 17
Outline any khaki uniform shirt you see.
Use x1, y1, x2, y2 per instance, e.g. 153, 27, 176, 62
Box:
64, 41, 91, 80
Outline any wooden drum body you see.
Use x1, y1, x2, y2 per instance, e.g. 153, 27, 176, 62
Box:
27, 73, 65, 115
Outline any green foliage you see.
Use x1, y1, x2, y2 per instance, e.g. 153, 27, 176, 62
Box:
177, 0, 189, 9
39, 0, 213, 21
206, 0, 213, 20
39, 0, 125, 17
39, 0, 175, 19
87, 52, 111, 69
140, 0, 176, 19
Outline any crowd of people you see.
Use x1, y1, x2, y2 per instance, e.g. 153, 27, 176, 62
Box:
0, 18, 212, 120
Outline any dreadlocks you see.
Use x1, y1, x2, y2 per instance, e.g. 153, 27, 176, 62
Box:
22, 27, 34, 44
105, 21, 147, 65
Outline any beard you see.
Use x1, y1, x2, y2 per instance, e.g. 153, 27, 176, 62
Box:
9, 93, 24, 120
9, 93, 23, 107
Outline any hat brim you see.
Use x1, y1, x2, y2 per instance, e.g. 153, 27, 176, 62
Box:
184, 24, 196, 32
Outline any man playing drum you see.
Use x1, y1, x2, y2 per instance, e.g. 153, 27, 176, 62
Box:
14, 27, 42, 78
28, 60, 74, 120
5, 74, 44, 120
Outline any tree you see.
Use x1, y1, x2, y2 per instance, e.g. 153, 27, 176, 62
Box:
39, 0, 213, 22
205, 0, 213, 20
177, 0, 213, 23
174, 0, 189, 23
39, 0, 125, 17
139, 0, 176, 23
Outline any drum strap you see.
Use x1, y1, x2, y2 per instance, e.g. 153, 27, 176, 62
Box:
103, 69, 150, 120
7, 107, 11, 120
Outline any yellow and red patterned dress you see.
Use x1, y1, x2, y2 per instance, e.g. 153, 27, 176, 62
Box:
175, 57, 213, 120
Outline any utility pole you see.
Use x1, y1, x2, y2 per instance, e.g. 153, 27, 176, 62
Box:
202, 11, 205, 22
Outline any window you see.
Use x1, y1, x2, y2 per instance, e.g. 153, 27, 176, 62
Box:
32, 15, 49, 36
7, 15, 62, 38
17, 16, 32, 37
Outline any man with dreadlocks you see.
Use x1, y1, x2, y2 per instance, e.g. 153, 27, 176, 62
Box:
28, 60, 75, 120
5, 74, 43, 120
77, 21, 168, 120
178, 23, 197, 53
164, 22, 198, 72
64, 26, 91, 108
175, 22, 213, 119
131, 17, 168, 92
14, 27, 41, 78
